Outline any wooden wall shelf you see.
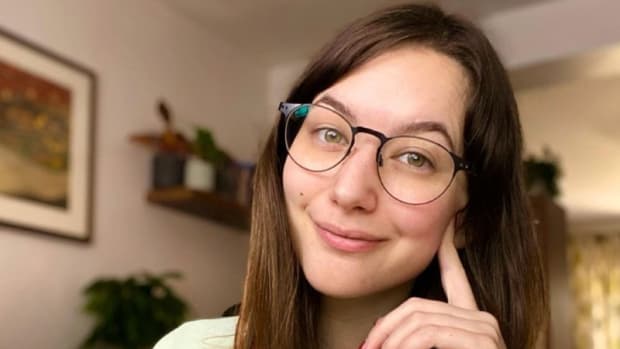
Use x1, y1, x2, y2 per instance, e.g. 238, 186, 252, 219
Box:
147, 187, 250, 230
130, 133, 251, 230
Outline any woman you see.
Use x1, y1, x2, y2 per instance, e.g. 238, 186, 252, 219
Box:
156, 3, 547, 349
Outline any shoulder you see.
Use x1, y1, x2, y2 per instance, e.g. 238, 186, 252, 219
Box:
153, 316, 238, 349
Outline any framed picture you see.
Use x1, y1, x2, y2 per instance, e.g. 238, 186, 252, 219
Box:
0, 27, 96, 241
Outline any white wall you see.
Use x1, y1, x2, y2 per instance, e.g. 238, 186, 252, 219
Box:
267, 59, 308, 115
0, 0, 267, 348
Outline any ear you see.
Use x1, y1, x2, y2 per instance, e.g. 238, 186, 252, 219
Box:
452, 172, 468, 249
454, 210, 467, 249
455, 172, 469, 212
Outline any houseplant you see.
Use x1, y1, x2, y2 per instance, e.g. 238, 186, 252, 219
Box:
192, 127, 229, 168
184, 127, 231, 191
80, 271, 188, 349
523, 146, 562, 198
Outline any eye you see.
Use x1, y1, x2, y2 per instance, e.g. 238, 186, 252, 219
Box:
317, 128, 347, 144
398, 152, 431, 168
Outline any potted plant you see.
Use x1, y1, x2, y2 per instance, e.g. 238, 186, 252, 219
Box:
192, 127, 229, 168
523, 146, 562, 198
80, 271, 188, 349
184, 127, 230, 191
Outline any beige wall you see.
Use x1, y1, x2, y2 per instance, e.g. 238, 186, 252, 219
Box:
0, 0, 267, 347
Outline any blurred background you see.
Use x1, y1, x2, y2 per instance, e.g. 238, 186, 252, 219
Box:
0, 0, 618, 348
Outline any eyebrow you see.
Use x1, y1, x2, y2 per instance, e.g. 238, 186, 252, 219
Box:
315, 94, 456, 151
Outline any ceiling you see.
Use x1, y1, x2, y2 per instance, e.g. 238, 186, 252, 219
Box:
161, 0, 549, 64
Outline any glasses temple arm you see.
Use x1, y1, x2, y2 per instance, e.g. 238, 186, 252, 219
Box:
278, 102, 302, 117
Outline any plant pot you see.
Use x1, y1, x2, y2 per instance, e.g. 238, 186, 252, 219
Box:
215, 161, 240, 200
152, 152, 185, 189
184, 156, 216, 191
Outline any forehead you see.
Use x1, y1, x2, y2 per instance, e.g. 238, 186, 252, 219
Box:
314, 47, 470, 153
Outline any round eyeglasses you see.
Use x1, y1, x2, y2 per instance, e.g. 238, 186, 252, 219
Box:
279, 102, 474, 205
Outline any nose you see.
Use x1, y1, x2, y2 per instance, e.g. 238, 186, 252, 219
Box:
328, 137, 380, 212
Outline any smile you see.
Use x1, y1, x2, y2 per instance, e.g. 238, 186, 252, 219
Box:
314, 222, 386, 253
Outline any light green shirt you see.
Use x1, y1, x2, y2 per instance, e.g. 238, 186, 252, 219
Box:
154, 316, 238, 349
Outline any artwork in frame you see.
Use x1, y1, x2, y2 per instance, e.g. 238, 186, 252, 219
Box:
0, 27, 96, 241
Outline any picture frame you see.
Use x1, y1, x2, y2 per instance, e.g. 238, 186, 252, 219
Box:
0, 26, 96, 241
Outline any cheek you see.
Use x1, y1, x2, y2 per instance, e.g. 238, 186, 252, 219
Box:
391, 195, 458, 245
282, 157, 334, 209
283, 158, 312, 208
282, 159, 305, 257
282, 158, 323, 246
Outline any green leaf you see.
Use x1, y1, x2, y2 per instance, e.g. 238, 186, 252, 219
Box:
80, 271, 189, 349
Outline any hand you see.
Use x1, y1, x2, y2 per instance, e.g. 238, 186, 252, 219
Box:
362, 220, 507, 349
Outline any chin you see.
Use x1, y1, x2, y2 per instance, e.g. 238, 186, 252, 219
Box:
306, 275, 376, 298
301, 260, 398, 299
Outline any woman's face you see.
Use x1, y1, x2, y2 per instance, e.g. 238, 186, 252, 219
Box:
283, 47, 470, 298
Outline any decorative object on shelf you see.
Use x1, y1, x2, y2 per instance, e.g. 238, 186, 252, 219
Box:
0, 26, 96, 241
235, 161, 256, 207
193, 127, 229, 168
185, 126, 230, 191
150, 100, 191, 189
156, 100, 192, 155
184, 155, 215, 191
152, 152, 185, 189
216, 159, 242, 201
215, 160, 257, 206
80, 271, 188, 349
524, 146, 562, 198
217, 160, 255, 207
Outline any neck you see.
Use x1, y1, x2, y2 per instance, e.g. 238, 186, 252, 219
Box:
318, 282, 412, 349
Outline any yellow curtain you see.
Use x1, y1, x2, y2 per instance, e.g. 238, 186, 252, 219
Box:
570, 234, 620, 349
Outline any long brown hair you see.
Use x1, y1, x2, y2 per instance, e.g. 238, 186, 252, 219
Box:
235, 3, 547, 348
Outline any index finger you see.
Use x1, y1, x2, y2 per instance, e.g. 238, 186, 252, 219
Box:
438, 218, 478, 310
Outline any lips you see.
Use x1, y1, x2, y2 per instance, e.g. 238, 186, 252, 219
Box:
314, 221, 386, 252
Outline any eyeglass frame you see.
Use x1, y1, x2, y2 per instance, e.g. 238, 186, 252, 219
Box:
278, 102, 475, 205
